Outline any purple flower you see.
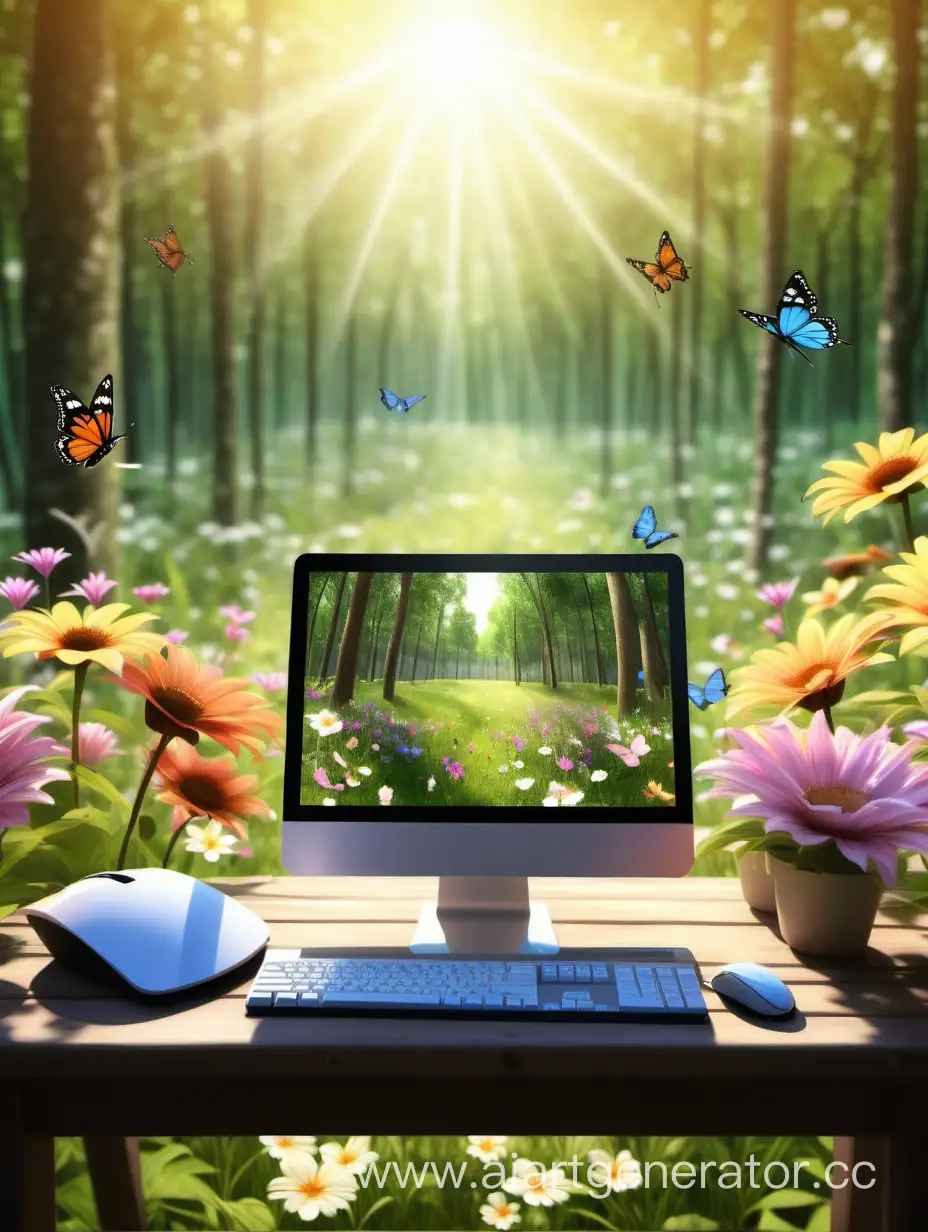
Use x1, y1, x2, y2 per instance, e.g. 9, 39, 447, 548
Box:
77, 722, 120, 769
59, 571, 117, 607
557, 757, 574, 771
410, 746, 423, 758
696, 711, 928, 887
903, 721, 928, 744
12, 548, 70, 579
0, 577, 41, 610
220, 605, 256, 625
133, 582, 170, 604
353, 721, 361, 729
445, 761, 465, 780
252, 672, 288, 693
0, 686, 70, 830
165, 630, 189, 644
225, 623, 250, 645
757, 579, 799, 611
511, 734, 525, 752
374, 729, 382, 740
763, 614, 784, 638
442, 756, 450, 766
306, 688, 324, 701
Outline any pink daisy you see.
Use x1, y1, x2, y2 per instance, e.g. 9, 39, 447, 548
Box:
0, 686, 70, 831
251, 672, 288, 693
133, 582, 170, 604
0, 577, 41, 610
12, 547, 71, 579
77, 722, 121, 769
763, 614, 784, 638
60, 571, 118, 607
220, 605, 256, 625
696, 711, 928, 887
225, 624, 250, 645
757, 579, 799, 610
165, 630, 189, 644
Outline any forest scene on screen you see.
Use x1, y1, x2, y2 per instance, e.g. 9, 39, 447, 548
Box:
301, 571, 675, 809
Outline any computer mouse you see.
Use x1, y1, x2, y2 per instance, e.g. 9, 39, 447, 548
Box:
709, 962, 795, 1018
25, 867, 269, 995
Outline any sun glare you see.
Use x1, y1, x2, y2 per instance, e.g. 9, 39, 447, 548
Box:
417, 21, 501, 111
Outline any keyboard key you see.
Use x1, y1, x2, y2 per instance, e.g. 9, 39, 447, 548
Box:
558, 964, 575, 982
323, 991, 441, 1008
298, 992, 320, 1006
541, 964, 559, 983
575, 965, 592, 983
246, 992, 273, 1007
505, 996, 523, 1008
273, 993, 300, 1008
484, 994, 504, 1008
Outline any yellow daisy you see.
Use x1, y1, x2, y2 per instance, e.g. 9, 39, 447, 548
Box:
804, 428, 928, 524
0, 601, 164, 673
800, 576, 858, 619
727, 612, 892, 719
867, 535, 928, 655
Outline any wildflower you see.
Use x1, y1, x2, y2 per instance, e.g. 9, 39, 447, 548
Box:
591, 769, 608, 782
727, 613, 892, 718
503, 1159, 571, 1208
0, 577, 40, 610
801, 576, 859, 619
267, 1154, 357, 1221
344, 773, 360, 787
512, 760, 524, 768
183, 819, 239, 863
805, 428, 928, 523
308, 710, 343, 738
427, 775, 436, 791
757, 579, 799, 610
538, 746, 552, 756
59, 571, 118, 607
511, 734, 525, 752
468, 1136, 509, 1163
498, 764, 509, 773
333, 751, 348, 768
480, 1193, 521, 1229
378, 786, 393, 805
467, 742, 475, 753
12, 547, 70, 578
695, 711, 928, 887
346, 736, 358, 749
115, 646, 284, 752
1, 601, 164, 673
77, 722, 120, 768
319, 1137, 379, 1174
866, 536, 928, 654
156, 742, 270, 838
825, 545, 892, 579
225, 624, 250, 645
557, 757, 574, 771
542, 782, 584, 807
763, 614, 784, 638
357, 766, 372, 776
306, 688, 324, 700
251, 672, 288, 692
445, 761, 465, 780
165, 630, 189, 644
220, 605, 256, 625
643, 780, 675, 802
132, 582, 170, 604
710, 633, 733, 656
587, 1148, 643, 1193
514, 778, 535, 790
313, 767, 344, 793
0, 687, 69, 831
322, 797, 336, 806
259, 1135, 317, 1162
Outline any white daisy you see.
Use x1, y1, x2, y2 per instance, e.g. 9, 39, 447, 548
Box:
322, 797, 336, 806
259, 1135, 317, 1161
184, 820, 237, 863
587, 1148, 643, 1193
378, 786, 393, 805
498, 764, 509, 773
308, 710, 343, 737
512, 760, 524, 768
590, 769, 607, 783
267, 1154, 357, 1221
514, 778, 535, 790
480, 1192, 521, 1229
467, 1135, 509, 1163
538, 746, 552, 756
319, 1136, 379, 1174
358, 766, 372, 775
427, 775, 437, 792
503, 1159, 571, 1208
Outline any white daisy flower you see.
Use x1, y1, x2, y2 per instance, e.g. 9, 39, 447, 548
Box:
322, 797, 336, 806
498, 764, 509, 773
309, 710, 343, 737
587, 1148, 643, 1193
480, 1191, 521, 1229
503, 1159, 571, 1208
319, 1136, 379, 1174
538, 746, 552, 756
467, 1135, 509, 1163
184, 820, 237, 863
514, 778, 535, 790
591, 769, 607, 782
259, 1135, 317, 1161
267, 1154, 357, 1221
427, 776, 437, 792
378, 786, 393, 805
512, 760, 524, 768
357, 766, 372, 776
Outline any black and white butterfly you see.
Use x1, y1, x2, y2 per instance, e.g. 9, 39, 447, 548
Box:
738, 270, 848, 367
52, 374, 128, 467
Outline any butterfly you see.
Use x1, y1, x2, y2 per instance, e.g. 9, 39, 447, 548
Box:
604, 734, 651, 767
643, 780, 675, 803
379, 387, 426, 413
633, 506, 679, 549
738, 270, 848, 366
625, 231, 690, 294
145, 224, 193, 274
687, 668, 729, 711
52, 374, 128, 468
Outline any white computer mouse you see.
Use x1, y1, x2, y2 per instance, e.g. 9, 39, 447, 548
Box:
25, 868, 269, 995
709, 962, 795, 1018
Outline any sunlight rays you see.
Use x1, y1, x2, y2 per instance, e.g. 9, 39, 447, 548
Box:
437, 126, 464, 412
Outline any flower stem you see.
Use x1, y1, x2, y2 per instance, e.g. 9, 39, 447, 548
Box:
70, 663, 89, 810
900, 493, 916, 554
117, 733, 172, 871
822, 703, 835, 735
162, 817, 193, 869
44, 577, 50, 609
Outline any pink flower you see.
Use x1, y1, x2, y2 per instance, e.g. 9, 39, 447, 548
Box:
0, 686, 70, 830
12, 547, 71, 579
763, 614, 784, 638
165, 630, 189, 644
695, 711, 928, 887
902, 721, 928, 744
133, 582, 170, 604
59, 571, 117, 607
251, 672, 288, 692
557, 757, 574, 771
0, 577, 40, 610
77, 722, 120, 768
511, 734, 525, 752
346, 736, 358, 750
445, 761, 465, 780
313, 766, 344, 792
220, 605, 256, 625
467, 742, 475, 754
757, 579, 799, 610
225, 624, 250, 645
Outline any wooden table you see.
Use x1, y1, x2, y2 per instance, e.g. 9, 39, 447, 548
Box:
1, 876, 927, 1231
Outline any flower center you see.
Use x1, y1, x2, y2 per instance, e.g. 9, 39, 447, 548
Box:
152, 685, 204, 725
61, 627, 112, 650
867, 455, 917, 492
179, 775, 227, 813
277, 1138, 294, 1149
803, 785, 868, 812
298, 1177, 326, 1199
788, 661, 835, 690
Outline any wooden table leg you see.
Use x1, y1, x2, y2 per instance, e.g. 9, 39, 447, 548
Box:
23, 1137, 56, 1232
832, 1137, 887, 1232
881, 1132, 928, 1231
0, 1085, 26, 1232
84, 1136, 148, 1231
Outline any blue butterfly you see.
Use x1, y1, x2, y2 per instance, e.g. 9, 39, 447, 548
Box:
379, 387, 427, 413
688, 668, 729, 711
633, 506, 679, 549
739, 270, 848, 367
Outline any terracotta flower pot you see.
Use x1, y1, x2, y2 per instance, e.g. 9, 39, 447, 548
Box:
737, 850, 777, 914
767, 855, 882, 957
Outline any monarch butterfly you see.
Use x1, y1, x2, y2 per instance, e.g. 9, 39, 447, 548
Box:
625, 231, 690, 294
52, 374, 128, 467
145, 224, 193, 274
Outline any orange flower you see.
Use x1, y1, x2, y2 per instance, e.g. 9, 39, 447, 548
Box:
155, 741, 269, 839
114, 645, 283, 754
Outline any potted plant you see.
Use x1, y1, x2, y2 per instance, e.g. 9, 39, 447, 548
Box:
695, 711, 928, 957
694, 818, 783, 915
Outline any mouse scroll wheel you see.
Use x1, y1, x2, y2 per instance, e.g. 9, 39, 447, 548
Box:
80, 872, 136, 884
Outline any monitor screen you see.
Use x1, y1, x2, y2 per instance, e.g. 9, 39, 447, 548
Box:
286, 555, 689, 820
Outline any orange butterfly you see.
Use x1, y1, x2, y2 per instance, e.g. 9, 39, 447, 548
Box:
52, 374, 127, 467
626, 231, 690, 294
145, 223, 193, 274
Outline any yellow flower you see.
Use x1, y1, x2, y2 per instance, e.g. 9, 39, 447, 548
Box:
866, 535, 928, 654
804, 428, 928, 524
0, 601, 164, 673
800, 576, 859, 618
727, 612, 892, 718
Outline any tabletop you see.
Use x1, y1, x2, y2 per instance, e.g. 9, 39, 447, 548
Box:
1, 875, 927, 1137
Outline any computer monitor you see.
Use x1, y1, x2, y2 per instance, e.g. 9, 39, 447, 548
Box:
282, 554, 693, 954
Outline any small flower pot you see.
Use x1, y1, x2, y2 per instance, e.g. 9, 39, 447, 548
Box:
737, 850, 777, 914
767, 855, 882, 957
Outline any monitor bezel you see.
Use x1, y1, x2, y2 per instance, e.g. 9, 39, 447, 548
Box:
283, 553, 692, 825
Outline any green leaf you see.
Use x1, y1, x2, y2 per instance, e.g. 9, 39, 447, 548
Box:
74, 765, 131, 815
208, 1197, 277, 1231
804, 1205, 832, 1232
163, 551, 191, 627
56, 805, 117, 833
568, 1209, 622, 1232
694, 818, 767, 861
662, 1218, 721, 1231
356, 1195, 394, 1228
85, 707, 142, 742
843, 689, 909, 706
0, 902, 20, 921
750, 1188, 824, 1211
757, 1214, 807, 1232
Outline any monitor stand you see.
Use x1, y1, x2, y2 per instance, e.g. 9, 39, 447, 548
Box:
410, 876, 559, 955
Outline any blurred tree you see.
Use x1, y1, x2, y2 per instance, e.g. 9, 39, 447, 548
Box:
331, 572, 373, 707
305, 571, 330, 677
688, 0, 711, 442
318, 571, 348, 684
244, 0, 267, 517
382, 571, 413, 702
605, 571, 638, 717
23, 0, 119, 581
341, 310, 357, 499
637, 574, 667, 698
521, 572, 558, 689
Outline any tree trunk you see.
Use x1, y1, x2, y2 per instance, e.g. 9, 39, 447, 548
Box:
582, 574, 604, 685
341, 311, 357, 499
304, 222, 319, 471
575, 607, 589, 683
638, 576, 667, 699
382, 572, 413, 701
318, 571, 347, 685
160, 192, 181, 485
688, 0, 711, 441
513, 608, 520, 684
114, 12, 139, 466
330, 572, 373, 708
455, 646, 460, 678
411, 624, 422, 682
23, 0, 120, 584
748, 0, 796, 572
244, 0, 266, 518
878, 0, 920, 433
598, 262, 612, 498
605, 572, 638, 718
201, 12, 237, 526
305, 572, 330, 677
431, 605, 446, 679
521, 573, 557, 689
367, 615, 382, 681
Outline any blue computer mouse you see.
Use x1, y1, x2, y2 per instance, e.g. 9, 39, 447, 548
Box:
709, 962, 795, 1017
